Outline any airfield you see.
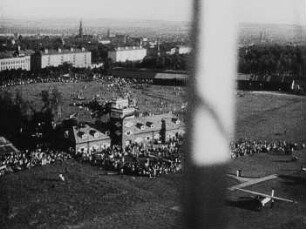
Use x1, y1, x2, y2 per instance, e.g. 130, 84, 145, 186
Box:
226, 149, 306, 229
1, 80, 186, 122
0, 83, 306, 228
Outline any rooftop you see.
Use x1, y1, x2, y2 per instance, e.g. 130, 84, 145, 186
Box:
0, 136, 20, 155
0, 50, 34, 59
72, 124, 110, 144
38, 48, 90, 56
123, 113, 184, 135
111, 47, 146, 52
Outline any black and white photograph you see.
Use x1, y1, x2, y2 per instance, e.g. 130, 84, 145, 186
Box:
0, 0, 305, 228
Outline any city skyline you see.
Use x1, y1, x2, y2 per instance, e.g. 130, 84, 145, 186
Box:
0, 0, 305, 25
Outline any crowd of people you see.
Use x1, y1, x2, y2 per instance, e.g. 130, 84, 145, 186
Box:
0, 70, 153, 90
0, 136, 184, 179
229, 138, 304, 159
75, 135, 184, 178
0, 146, 72, 177
2, 136, 305, 178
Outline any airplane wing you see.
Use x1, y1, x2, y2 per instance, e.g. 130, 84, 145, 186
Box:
234, 188, 297, 203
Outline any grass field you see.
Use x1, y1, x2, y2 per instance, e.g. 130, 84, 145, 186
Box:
226, 149, 306, 229
235, 91, 306, 142
2, 81, 186, 122
228, 91, 306, 229
1, 85, 306, 228
0, 161, 182, 229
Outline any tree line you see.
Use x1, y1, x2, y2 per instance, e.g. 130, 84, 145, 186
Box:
238, 44, 306, 78
0, 88, 63, 149
114, 53, 190, 71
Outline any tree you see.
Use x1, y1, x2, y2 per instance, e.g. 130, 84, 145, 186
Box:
41, 87, 62, 120
103, 58, 113, 75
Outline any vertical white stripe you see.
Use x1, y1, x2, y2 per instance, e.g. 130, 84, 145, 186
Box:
192, 0, 237, 165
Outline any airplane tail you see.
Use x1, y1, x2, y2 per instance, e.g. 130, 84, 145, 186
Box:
271, 188, 275, 197
270, 188, 275, 208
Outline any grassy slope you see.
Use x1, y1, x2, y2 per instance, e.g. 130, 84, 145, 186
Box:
0, 161, 182, 229
227, 92, 306, 229
1, 88, 306, 228
235, 92, 306, 142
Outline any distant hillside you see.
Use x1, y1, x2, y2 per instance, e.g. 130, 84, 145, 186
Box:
1, 18, 304, 44
238, 23, 306, 45
0, 17, 191, 36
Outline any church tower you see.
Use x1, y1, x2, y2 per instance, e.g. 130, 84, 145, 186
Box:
79, 20, 83, 37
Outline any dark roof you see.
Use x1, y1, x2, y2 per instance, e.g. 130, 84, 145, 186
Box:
112, 67, 188, 75
237, 74, 294, 83
38, 48, 90, 56
0, 50, 34, 59
72, 124, 110, 144
123, 113, 184, 135
0, 137, 19, 155
0, 51, 15, 59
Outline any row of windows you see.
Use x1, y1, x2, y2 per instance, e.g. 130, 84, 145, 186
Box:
77, 143, 111, 153
45, 56, 88, 64
1, 65, 29, 70
46, 59, 87, 65
1, 63, 28, 67
1, 59, 29, 65
131, 133, 178, 144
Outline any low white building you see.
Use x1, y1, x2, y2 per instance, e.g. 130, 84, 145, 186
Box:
31, 47, 91, 70
170, 46, 192, 55
108, 47, 147, 63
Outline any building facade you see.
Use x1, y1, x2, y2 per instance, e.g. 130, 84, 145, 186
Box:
108, 47, 147, 63
0, 56, 31, 71
31, 48, 91, 71
121, 113, 185, 146
109, 98, 184, 147
0, 49, 33, 71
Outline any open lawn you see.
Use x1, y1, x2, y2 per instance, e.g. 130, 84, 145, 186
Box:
1, 81, 186, 122
226, 149, 306, 229
235, 91, 306, 142
226, 91, 306, 229
1, 87, 306, 228
0, 160, 183, 229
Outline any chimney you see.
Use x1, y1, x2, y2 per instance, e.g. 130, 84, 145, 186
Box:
81, 47, 85, 52
70, 47, 74, 52
58, 48, 62, 53
44, 48, 48, 54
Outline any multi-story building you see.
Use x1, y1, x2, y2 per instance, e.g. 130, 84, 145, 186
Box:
0, 48, 33, 71
31, 47, 91, 71
109, 98, 184, 147
120, 113, 185, 146
108, 47, 147, 63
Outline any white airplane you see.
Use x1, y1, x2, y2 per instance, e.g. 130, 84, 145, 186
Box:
235, 188, 297, 209
59, 173, 65, 182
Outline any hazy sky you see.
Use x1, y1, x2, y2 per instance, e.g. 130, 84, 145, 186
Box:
0, 0, 305, 25
236, 0, 305, 25
0, 0, 191, 21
